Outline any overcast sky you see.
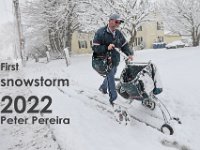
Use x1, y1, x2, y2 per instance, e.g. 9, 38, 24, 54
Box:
0, 0, 13, 25
0, 0, 14, 58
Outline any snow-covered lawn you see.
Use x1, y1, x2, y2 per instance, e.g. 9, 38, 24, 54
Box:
1, 47, 200, 150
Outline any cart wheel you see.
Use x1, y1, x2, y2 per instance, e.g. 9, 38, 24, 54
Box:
161, 124, 174, 135
142, 99, 156, 110
150, 101, 156, 110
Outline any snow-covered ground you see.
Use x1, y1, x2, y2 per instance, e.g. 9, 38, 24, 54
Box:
1, 47, 200, 150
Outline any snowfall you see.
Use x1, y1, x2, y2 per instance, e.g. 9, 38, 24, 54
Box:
0, 47, 200, 150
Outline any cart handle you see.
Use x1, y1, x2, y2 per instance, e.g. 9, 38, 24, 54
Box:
115, 48, 152, 65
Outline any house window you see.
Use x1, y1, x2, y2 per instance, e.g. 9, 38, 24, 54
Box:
157, 36, 164, 42
138, 38, 141, 45
138, 37, 143, 45
137, 26, 142, 31
135, 37, 143, 46
78, 41, 87, 49
140, 37, 143, 43
157, 22, 163, 30
90, 40, 93, 48
135, 38, 137, 46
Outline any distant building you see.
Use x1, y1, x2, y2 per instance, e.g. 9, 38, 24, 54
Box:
164, 31, 182, 44
134, 13, 181, 50
71, 13, 182, 54
71, 31, 94, 54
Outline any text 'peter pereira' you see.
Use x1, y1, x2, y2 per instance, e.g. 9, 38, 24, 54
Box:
0, 76, 69, 87
1, 116, 70, 125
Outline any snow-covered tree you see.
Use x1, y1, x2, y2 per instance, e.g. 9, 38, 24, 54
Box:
80, 0, 153, 49
22, 0, 153, 54
159, 0, 200, 46
22, 0, 81, 57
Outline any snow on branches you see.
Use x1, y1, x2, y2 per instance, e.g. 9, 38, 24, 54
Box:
159, 0, 200, 46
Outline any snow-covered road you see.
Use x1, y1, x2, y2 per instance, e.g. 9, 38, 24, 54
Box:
1, 47, 200, 150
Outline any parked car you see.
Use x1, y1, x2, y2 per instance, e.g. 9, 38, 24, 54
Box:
181, 38, 193, 47
153, 42, 166, 49
166, 40, 185, 49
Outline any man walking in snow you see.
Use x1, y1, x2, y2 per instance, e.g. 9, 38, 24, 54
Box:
92, 14, 134, 106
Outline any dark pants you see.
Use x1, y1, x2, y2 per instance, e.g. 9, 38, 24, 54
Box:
100, 66, 117, 102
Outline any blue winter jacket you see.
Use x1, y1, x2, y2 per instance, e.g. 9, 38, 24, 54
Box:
92, 25, 133, 66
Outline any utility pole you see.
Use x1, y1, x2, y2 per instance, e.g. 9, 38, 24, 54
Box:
13, 0, 25, 66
